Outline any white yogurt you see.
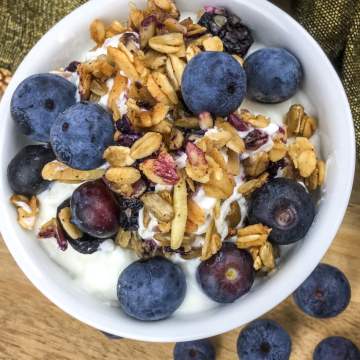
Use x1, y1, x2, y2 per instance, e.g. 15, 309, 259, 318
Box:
38, 31, 323, 313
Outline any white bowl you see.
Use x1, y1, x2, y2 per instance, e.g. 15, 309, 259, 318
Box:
0, 0, 355, 342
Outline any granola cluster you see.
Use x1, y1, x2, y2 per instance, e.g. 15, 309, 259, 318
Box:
10, 1, 326, 276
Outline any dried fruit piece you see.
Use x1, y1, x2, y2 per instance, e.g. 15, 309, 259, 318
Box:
203, 36, 223, 51
58, 207, 83, 240
141, 153, 180, 185
200, 219, 222, 261
42, 161, 106, 182
236, 224, 271, 249
243, 152, 269, 177
130, 132, 162, 159
90, 19, 106, 45
140, 192, 174, 222
10, 194, 39, 230
37, 218, 67, 251
171, 178, 188, 249
103, 146, 136, 167
227, 114, 249, 131
105, 167, 141, 184
244, 129, 268, 151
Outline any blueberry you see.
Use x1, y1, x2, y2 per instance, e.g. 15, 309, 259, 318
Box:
50, 101, 114, 170
196, 243, 254, 303
243, 48, 302, 103
174, 339, 216, 360
247, 178, 315, 245
11, 74, 77, 142
117, 257, 186, 320
7, 145, 56, 196
100, 331, 123, 340
181, 51, 246, 117
313, 337, 360, 360
293, 263, 351, 319
237, 319, 292, 360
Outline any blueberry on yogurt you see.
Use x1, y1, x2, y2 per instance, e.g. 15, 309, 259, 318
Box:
50, 101, 114, 170
117, 257, 186, 320
181, 51, 246, 117
7, 145, 56, 196
11, 73, 77, 142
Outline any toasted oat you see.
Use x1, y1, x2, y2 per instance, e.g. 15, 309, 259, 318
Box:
186, 24, 207, 36
90, 19, 106, 45
105, 20, 126, 38
10, 194, 39, 230
105, 167, 141, 184
108, 72, 128, 110
185, 44, 202, 62
165, 57, 180, 90
142, 208, 151, 228
58, 207, 83, 240
259, 241, 276, 269
305, 160, 326, 190
215, 120, 245, 154
200, 219, 222, 261
152, 71, 178, 104
288, 137, 317, 177
147, 74, 173, 107
130, 132, 162, 159
116, 227, 132, 248
107, 46, 139, 81
236, 223, 272, 249
241, 113, 270, 128
237, 172, 269, 196
243, 152, 269, 177
203, 171, 236, 200
212, 199, 221, 220
187, 198, 206, 226
149, 33, 184, 53
203, 36, 223, 51
268, 131, 288, 162
103, 146, 136, 167
284, 104, 317, 139
227, 148, 240, 175
178, 168, 195, 192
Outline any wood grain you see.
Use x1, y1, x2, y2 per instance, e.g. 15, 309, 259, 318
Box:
0, 163, 359, 359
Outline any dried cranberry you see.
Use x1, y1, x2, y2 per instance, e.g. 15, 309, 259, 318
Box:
156, 22, 165, 30
65, 61, 80, 72
136, 101, 152, 110
117, 131, 143, 147
244, 129, 268, 151
116, 114, 135, 134
228, 114, 249, 131
266, 158, 288, 179
135, 81, 142, 89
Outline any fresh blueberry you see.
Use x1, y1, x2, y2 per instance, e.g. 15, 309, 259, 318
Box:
237, 319, 292, 360
7, 145, 56, 196
196, 243, 255, 303
174, 339, 216, 360
50, 101, 114, 170
293, 263, 351, 319
313, 337, 360, 360
247, 178, 315, 245
117, 257, 186, 321
243, 48, 302, 103
100, 331, 123, 340
181, 51, 246, 117
11, 74, 76, 142
71, 180, 121, 238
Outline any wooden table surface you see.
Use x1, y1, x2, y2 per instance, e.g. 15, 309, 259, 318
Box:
1, 1, 359, 359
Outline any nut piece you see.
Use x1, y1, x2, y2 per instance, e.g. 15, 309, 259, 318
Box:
142, 207, 151, 228
139, 15, 157, 49
168, 55, 186, 86
225, 201, 241, 229
141, 153, 180, 185
259, 241, 276, 269
178, 168, 195, 192
107, 46, 139, 82
212, 199, 221, 220
90, 19, 106, 45
108, 72, 128, 110
250, 247, 262, 270
187, 198, 206, 226
154, 232, 195, 245
236, 224, 271, 249
10, 194, 39, 230
37, 218, 67, 251
203, 36, 223, 51
149, 33, 184, 53
243, 152, 269, 177
115, 227, 132, 248
288, 137, 317, 177
237, 172, 269, 196
171, 178, 188, 249
284, 104, 317, 139
152, 71, 178, 104
130, 132, 162, 159
305, 160, 326, 190
164, 18, 187, 33
216, 121, 245, 154
198, 111, 213, 131
317, 160, 326, 185
147, 73, 173, 107
268, 132, 287, 162
105, 167, 141, 184
200, 219, 222, 261
203, 171, 236, 200
58, 207, 83, 239
42, 161, 106, 183
103, 146, 136, 167
140, 192, 175, 222
241, 113, 270, 128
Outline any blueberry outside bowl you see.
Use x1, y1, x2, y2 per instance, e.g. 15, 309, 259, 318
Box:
0, 0, 355, 342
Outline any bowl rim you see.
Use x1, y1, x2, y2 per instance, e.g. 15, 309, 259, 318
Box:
0, 0, 355, 342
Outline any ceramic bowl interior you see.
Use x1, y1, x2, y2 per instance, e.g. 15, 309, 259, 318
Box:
0, 0, 355, 342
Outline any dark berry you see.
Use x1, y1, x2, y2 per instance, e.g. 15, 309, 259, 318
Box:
237, 319, 292, 360
7, 145, 56, 196
70, 180, 121, 238
117, 257, 186, 320
247, 178, 315, 245
244, 129, 268, 151
181, 52, 246, 117
117, 131, 143, 147
118, 196, 143, 231
313, 337, 360, 360
198, 9, 254, 57
173, 339, 216, 360
227, 114, 249, 131
243, 48, 302, 103
196, 243, 254, 303
65, 61, 81, 72
293, 263, 351, 319
116, 114, 135, 133
266, 159, 288, 179
50, 101, 114, 170
100, 331, 123, 339
10, 74, 77, 142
